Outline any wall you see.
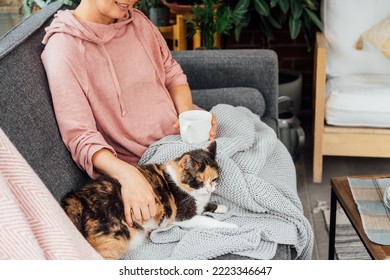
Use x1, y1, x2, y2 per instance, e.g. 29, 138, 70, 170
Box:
0, 0, 21, 5
225, 24, 314, 116
0, 0, 21, 38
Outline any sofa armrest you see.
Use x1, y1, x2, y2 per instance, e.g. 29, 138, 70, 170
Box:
172, 49, 278, 130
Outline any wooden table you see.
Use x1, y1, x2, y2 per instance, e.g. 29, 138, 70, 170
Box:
329, 174, 390, 260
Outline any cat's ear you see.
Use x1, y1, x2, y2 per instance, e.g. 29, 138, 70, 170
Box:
206, 141, 217, 159
180, 154, 195, 170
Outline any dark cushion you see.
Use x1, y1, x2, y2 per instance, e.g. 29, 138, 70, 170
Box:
192, 87, 266, 117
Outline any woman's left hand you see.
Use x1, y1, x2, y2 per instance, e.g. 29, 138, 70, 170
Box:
209, 113, 217, 141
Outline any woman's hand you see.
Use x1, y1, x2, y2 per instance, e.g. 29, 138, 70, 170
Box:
118, 168, 157, 227
209, 114, 217, 141
92, 149, 157, 227
173, 113, 217, 141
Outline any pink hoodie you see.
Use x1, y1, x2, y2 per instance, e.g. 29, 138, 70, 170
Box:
41, 9, 188, 178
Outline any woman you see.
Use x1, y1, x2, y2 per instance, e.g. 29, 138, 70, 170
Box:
41, 0, 216, 227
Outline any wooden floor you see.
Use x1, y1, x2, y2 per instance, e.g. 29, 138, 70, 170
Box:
296, 112, 390, 259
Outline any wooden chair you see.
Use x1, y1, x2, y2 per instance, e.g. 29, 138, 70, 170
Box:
158, 4, 221, 50
313, 32, 390, 183
313, 0, 390, 183
158, 14, 188, 51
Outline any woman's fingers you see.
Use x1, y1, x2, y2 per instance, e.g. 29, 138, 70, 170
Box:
131, 206, 143, 224
147, 197, 157, 218
124, 192, 157, 227
124, 203, 133, 227
210, 114, 217, 140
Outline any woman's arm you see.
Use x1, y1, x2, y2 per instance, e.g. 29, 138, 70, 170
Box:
42, 35, 117, 179
169, 84, 193, 114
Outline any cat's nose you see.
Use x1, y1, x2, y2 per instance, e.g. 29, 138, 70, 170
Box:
205, 185, 214, 193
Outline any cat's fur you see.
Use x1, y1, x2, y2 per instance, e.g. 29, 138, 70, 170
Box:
62, 141, 237, 259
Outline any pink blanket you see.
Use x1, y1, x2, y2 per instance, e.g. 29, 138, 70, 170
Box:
0, 129, 103, 259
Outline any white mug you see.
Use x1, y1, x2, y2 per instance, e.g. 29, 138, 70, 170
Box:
179, 110, 212, 144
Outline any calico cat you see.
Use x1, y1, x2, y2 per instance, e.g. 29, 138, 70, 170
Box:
62, 141, 237, 259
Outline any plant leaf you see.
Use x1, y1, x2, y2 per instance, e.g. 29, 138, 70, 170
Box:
257, 14, 274, 39
234, 0, 250, 11
267, 13, 282, 29
290, 0, 303, 20
277, 0, 289, 14
253, 0, 270, 16
304, 8, 323, 31
289, 16, 301, 39
216, 7, 234, 35
303, 0, 316, 10
234, 25, 243, 42
234, 12, 251, 41
233, 0, 250, 23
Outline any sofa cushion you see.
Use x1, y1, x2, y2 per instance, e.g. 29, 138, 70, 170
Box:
192, 87, 278, 132
325, 74, 390, 127
192, 87, 266, 117
322, 0, 390, 77
356, 16, 390, 58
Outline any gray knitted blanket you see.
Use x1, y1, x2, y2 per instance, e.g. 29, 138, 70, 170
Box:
123, 104, 313, 260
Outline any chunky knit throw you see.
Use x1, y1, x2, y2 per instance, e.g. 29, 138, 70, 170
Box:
123, 104, 313, 260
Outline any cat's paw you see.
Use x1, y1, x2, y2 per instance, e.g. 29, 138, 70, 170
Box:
219, 222, 239, 229
214, 204, 228, 214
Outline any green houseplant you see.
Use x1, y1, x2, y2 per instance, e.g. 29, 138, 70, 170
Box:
186, 0, 236, 49
137, 0, 170, 26
137, 0, 159, 12
232, 0, 323, 50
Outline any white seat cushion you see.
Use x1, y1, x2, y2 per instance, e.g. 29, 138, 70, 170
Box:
322, 0, 390, 77
325, 74, 390, 127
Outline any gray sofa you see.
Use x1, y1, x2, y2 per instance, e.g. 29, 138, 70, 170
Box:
0, 1, 294, 259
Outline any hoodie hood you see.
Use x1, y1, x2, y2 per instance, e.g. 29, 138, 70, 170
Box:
42, 9, 134, 45
42, 9, 134, 117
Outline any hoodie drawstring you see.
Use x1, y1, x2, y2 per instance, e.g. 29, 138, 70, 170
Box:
100, 45, 127, 117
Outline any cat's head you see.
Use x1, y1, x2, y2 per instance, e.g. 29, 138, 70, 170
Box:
170, 141, 219, 195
